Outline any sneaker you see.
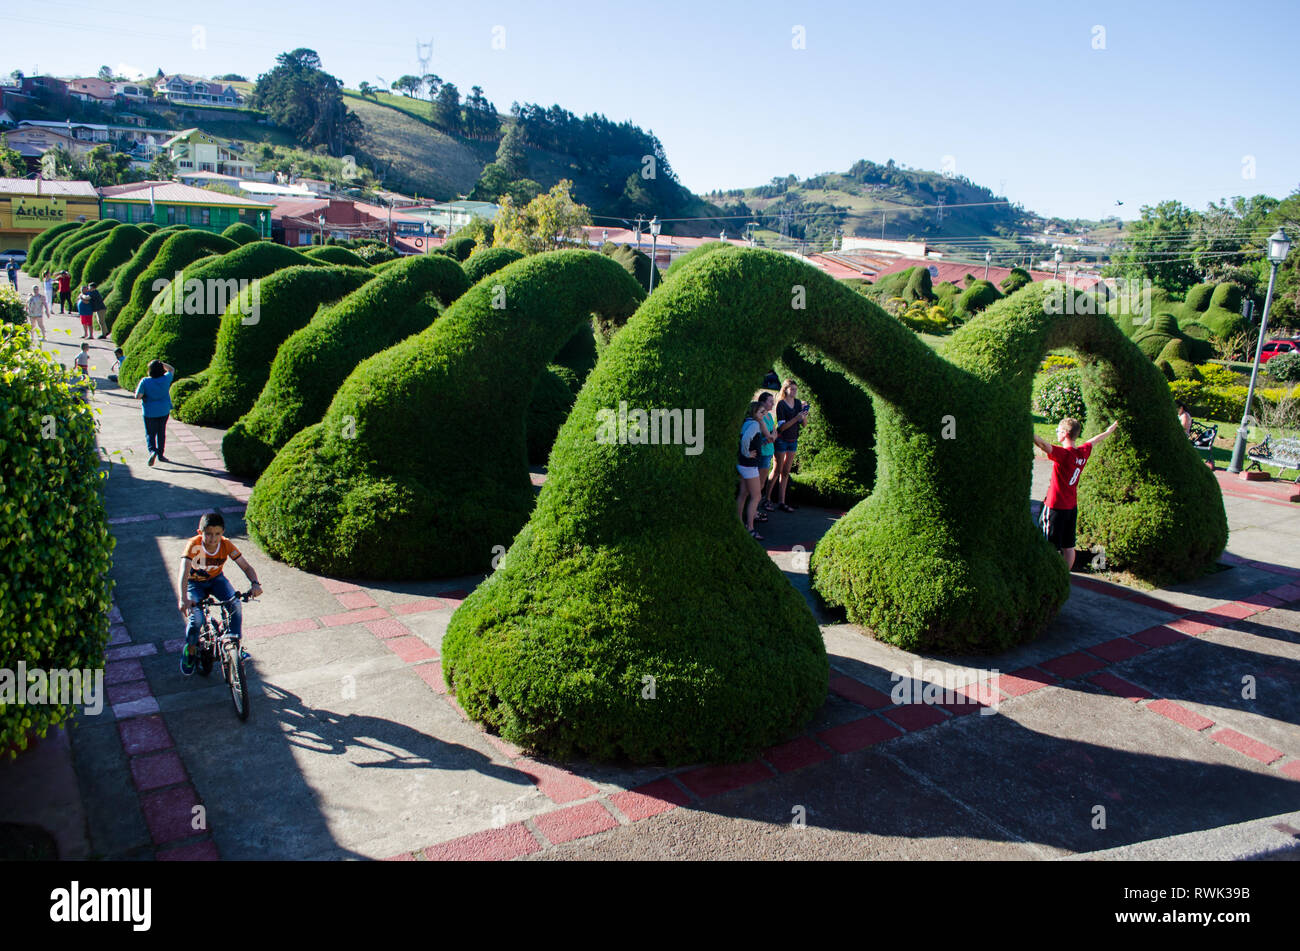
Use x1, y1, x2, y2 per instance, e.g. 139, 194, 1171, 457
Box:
180, 644, 196, 676
156, 454, 168, 463
147, 451, 157, 467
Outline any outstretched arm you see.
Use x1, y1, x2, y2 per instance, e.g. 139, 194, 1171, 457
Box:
1086, 420, 1120, 447
1032, 433, 1052, 454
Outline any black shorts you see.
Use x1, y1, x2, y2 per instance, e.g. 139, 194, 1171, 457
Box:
1041, 506, 1078, 550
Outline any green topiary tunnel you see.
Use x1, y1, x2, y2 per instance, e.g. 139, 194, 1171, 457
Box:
245, 250, 644, 579
438, 249, 1225, 764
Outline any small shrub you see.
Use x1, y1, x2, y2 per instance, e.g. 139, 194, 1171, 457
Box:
1199, 363, 1238, 387
0, 285, 23, 325
1266, 351, 1300, 382
1040, 354, 1078, 373
1034, 367, 1087, 424
1000, 267, 1032, 293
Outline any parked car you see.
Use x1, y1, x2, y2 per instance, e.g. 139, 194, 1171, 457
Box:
1260, 338, 1299, 364
0, 249, 28, 266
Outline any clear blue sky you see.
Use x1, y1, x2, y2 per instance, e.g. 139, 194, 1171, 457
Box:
4, 0, 1297, 220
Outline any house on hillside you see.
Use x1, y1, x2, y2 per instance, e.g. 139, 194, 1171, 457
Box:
113, 82, 151, 103
157, 75, 243, 107
68, 77, 116, 104
164, 128, 256, 177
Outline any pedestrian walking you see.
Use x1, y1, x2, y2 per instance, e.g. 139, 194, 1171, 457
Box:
42, 271, 54, 310
25, 284, 50, 339
5, 258, 16, 291
56, 270, 72, 313
134, 359, 175, 466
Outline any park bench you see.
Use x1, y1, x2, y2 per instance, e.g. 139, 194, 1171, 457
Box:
1246, 434, 1300, 482
1189, 421, 1217, 469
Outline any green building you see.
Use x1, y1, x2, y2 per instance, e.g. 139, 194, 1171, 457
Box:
98, 181, 273, 236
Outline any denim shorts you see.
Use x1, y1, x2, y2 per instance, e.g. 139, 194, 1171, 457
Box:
774, 439, 798, 454
758, 454, 772, 470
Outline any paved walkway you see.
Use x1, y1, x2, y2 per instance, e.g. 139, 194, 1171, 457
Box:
2, 269, 1299, 861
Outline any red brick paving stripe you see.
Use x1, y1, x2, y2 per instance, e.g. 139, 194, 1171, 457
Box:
763, 735, 833, 773
163, 637, 184, 654
139, 784, 203, 845
484, 731, 523, 760
1266, 583, 1300, 603
105, 642, 157, 661
828, 675, 892, 710
532, 801, 619, 845
108, 513, 161, 524
335, 590, 378, 610
164, 508, 211, 520
385, 636, 439, 664
156, 839, 220, 861
609, 778, 692, 821
1147, 699, 1215, 732
108, 626, 131, 646
1088, 672, 1153, 701
1281, 761, 1300, 781
317, 577, 361, 594
383, 852, 416, 861
105, 659, 145, 687
130, 751, 188, 791
107, 680, 152, 705
1210, 728, 1284, 765
413, 661, 446, 694
883, 703, 948, 732
421, 822, 541, 861
1123, 592, 1187, 614
514, 759, 599, 804
1250, 561, 1300, 578
995, 667, 1058, 697
118, 714, 174, 756
218, 505, 246, 515
364, 617, 411, 640
391, 597, 449, 616
319, 606, 389, 627
1132, 625, 1191, 648
436, 589, 468, 609
1164, 616, 1216, 636
676, 759, 774, 799
817, 716, 903, 754
1038, 651, 1107, 679
112, 696, 160, 720
936, 682, 997, 717
1205, 601, 1264, 620
1085, 637, 1149, 663
245, 617, 319, 639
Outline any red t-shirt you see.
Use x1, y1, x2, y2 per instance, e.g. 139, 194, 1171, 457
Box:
1045, 442, 1092, 510
57, 273, 70, 293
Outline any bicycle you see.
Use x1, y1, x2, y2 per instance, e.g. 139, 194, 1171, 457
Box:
193, 588, 257, 721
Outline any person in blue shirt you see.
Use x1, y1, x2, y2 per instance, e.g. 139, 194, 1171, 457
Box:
134, 359, 175, 467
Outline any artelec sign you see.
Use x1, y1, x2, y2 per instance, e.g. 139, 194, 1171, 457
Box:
13, 197, 68, 226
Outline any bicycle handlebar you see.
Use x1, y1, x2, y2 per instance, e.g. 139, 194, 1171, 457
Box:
196, 587, 259, 608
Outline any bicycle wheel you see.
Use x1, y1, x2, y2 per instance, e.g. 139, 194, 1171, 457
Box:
197, 628, 214, 676
227, 640, 249, 721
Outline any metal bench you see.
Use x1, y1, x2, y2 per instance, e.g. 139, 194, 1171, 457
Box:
1246, 434, 1300, 482
1189, 421, 1217, 469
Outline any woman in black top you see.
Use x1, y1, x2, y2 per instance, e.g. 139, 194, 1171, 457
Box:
772, 379, 809, 512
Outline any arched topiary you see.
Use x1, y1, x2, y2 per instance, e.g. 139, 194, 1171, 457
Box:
171, 265, 374, 426
526, 367, 578, 464
139, 223, 158, 234
101, 225, 189, 329
1209, 282, 1242, 312
245, 251, 643, 578
462, 246, 523, 285
79, 224, 146, 289
955, 279, 1002, 319
119, 242, 323, 385
111, 230, 237, 346
303, 245, 368, 267
438, 234, 476, 261
223, 254, 470, 476
51, 219, 119, 275
773, 345, 876, 508
68, 241, 104, 290
23, 221, 81, 275
1184, 282, 1214, 312
221, 222, 260, 245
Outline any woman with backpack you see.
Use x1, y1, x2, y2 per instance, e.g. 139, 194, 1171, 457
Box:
737, 400, 767, 541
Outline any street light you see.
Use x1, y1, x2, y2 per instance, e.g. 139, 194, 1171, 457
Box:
1053, 248, 1062, 280
423, 220, 431, 255
1227, 228, 1292, 473
259, 211, 267, 240
984, 249, 991, 280
720, 229, 727, 242
317, 214, 325, 244
648, 216, 661, 293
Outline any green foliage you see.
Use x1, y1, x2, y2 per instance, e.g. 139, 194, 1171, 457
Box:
80, 225, 146, 289
954, 279, 1002, 319
120, 242, 322, 386
0, 286, 22, 325
1034, 367, 1087, 423
221, 222, 261, 245
461, 246, 522, 285
1000, 267, 1032, 293
303, 245, 367, 267
903, 265, 934, 302
68, 241, 102, 290
598, 244, 660, 294
172, 265, 374, 426
1184, 283, 1214, 312
0, 325, 114, 755
50, 219, 119, 274
526, 368, 577, 464
224, 254, 470, 475
1040, 353, 1077, 373
1209, 282, 1242, 312
250, 48, 361, 151
1266, 351, 1300, 382
352, 242, 399, 265
100, 226, 189, 328
438, 235, 476, 261
111, 231, 238, 346
22, 221, 81, 275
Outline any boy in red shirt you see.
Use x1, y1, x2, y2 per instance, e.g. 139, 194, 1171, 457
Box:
177, 512, 263, 676
1033, 416, 1119, 569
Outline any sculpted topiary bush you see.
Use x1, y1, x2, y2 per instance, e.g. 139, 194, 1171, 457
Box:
223, 254, 470, 475
171, 265, 374, 425
101, 225, 188, 325
526, 368, 578, 464
955, 279, 1002, 319
68, 241, 103, 290
245, 250, 643, 579
221, 222, 260, 245
111, 230, 237, 346
0, 325, 114, 755
1000, 267, 1032, 294
599, 243, 660, 293
1184, 282, 1215, 312
462, 246, 523, 285
119, 242, 319, 384
79, 224, 146, 289
303, 245, 368, 268
904, 265, 934, 302
23, 221, 82, 275
50, 219, 119, 274
438, 234, 476, 261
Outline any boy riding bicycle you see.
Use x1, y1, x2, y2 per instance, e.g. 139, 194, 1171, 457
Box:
178, 512, 263, 676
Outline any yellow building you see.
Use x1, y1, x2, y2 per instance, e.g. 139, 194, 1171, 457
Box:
0, 178, 100, 253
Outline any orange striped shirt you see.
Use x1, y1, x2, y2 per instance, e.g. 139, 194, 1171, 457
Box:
182, 535, 241, 582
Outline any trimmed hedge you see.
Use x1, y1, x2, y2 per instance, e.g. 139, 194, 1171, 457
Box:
171, 265, 374, 425
526, 367, 578, 464
303, 245, 368, 268
245, 251, 643, 579
599, 243, 661, 293
221, 222, 261, 245
223, 254, 470, 475
22, 221, 82, 275
773, 345, 876, 508
29, 222, 92, 276
0, 324, 114, 756
1184, 283, 1215, 312
904, 265, 934, 302
954, 279, 1002, 319
49, 219, 119, 274
119, 242, 322, 386
79, 225, 147, 289
110, 231, 238, 346
438, 234, 476, 261
1000, 267, 1032, 293
100, 225, 188, 326
68, 241, 102, 290
462, 246, 523, 285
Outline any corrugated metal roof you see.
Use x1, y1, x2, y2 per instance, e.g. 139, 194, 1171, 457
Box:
0, 177, 98, 197
101, 181, 272, 207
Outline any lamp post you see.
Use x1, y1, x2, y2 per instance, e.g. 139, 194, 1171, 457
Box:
1227, 228, 1292, 474
317, 214, 325, 244
984, 249, 991, 280
422, 220, 431, 254
720, 229, 727, 242
259, 212, 267, 240
1053, 248, 1062, 280
647, 216, 661, 293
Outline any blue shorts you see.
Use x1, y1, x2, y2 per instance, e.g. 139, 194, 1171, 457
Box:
774, 440, 798, 454
758, 454, 772, 470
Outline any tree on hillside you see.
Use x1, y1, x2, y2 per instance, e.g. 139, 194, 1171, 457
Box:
422, 74, 442, 100
358, 81, 374, 99
0, 136, 24, 178
1263, 187, 1300, 325
433, 82, 461, 134
495, 122, 527, 177
1103, 200, 1201, 294
252, 49, 361, 156
98, 66, 112, 81
82, 144, 142, 187
493, 179, 591, 254
149, 152, 177, 180
463, 86, 500, 139
40, 146, 79, 180
392, 75, 422, 98
215, 73, 248, 82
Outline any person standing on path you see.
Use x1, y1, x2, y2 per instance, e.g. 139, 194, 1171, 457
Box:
25, 284, 50, 340
1033, 416, 1119, 570
75, 287, 95, 338
42, 271, 54, 310
772, 379, 810, 512
56, 270, 72, 314
5, 258, 16, 291
134, 358, 175, 466
85, 283, 109, 338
